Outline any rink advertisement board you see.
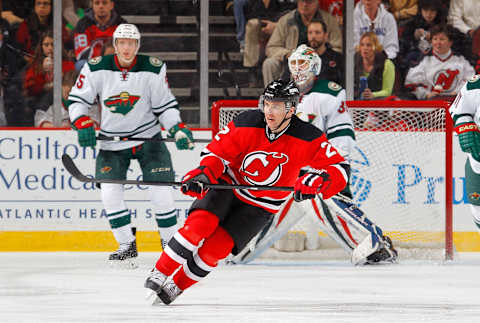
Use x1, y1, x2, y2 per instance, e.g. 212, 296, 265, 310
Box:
0, 129, 477, 251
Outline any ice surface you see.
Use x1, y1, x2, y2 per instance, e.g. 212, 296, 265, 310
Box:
1, 252, 480, 322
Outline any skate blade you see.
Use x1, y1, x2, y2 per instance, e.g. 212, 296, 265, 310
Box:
108, 258, 139, 269
145, 289, 162, 306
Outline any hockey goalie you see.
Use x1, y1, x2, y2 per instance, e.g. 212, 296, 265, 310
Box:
231, 45, 398, 266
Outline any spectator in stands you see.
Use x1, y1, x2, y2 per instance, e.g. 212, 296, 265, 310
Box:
262, 0, 342, 86
353, 0, 399, 59
63, 0, 82, 30
233, 0, 248, 51
73, 0, 125, 70
23, 30, 75, 126
399, 0, 445, 70
243, 0, 289, 87
386, 0, 418, 24
1, 0, 32, 26
0, 8, 34, 127
307, 18, 344, 85
16, 0, 53, 64
448, 0, 480, 71
34, 70, 76, 128
404, 24, 474, 100
318, 0, 347, 26
354, 31, 395, 100
448, 0, 480, 38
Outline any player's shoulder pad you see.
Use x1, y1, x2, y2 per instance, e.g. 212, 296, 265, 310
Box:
134, 54, 164, 74
232, 109, 265, 129
466, 75, 480, 91
310, 79, 343, 97
287, 115, 324, 141
87, 54, 115, 71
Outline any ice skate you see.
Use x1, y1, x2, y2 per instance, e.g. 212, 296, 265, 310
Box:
157, 279, 183, 305
145, 267, 169, 304
109, 240, 138, 261
366, 236, 398, 264
108, 239, 138, 269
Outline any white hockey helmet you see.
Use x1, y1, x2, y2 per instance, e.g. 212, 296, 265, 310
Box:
288, 44, 322, 93
113, 23, 141, 60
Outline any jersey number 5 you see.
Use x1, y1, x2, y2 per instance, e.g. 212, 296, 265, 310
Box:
76, 74, 85, 89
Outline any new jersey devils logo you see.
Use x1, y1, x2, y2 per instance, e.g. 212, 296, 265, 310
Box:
434, 69, 459, 91
240, 151, 289, 185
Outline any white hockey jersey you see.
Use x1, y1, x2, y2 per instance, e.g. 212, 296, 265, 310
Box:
449, 74, 480, 127
405, 51, 475, 100
296, 79, 356, 157
68, 54, 181, 151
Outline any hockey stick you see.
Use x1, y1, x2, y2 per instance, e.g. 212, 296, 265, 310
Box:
96, 134, 210, 143
61, 154, 295, 191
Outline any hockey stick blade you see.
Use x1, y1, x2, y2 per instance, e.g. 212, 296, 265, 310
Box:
61, 154, 294, 191
96, 135, 210, 143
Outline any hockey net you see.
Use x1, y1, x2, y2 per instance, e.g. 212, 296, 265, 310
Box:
211, 100, 453, 260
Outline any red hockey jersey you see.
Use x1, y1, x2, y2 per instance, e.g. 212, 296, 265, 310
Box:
73, 9, 126, 61
203, 110, 349, 213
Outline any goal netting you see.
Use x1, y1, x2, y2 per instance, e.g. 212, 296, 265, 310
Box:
211, 99, 453, 260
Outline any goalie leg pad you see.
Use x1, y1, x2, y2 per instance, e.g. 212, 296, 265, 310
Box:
321, 195, 397, 264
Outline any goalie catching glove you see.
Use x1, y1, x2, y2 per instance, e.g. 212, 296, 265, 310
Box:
168, 122, 194, 150
72, 115, 96, 147
455, 121, 480, 160
294, 171, 331, 202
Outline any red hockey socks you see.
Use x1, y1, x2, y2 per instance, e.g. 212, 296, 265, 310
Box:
155, 210, 219, 276
173, 226, 234, 290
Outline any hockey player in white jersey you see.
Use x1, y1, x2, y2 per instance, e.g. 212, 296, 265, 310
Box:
68, 24, 194, 262
233, 45, 397, 265
449, 74, 480, 235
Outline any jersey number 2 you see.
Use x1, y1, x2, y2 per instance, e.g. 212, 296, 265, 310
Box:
321, 141, 337, 158
214, 125, 230, 141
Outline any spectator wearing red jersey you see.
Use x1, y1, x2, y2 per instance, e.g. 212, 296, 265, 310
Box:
23, 31, 75, 126
73, 0, 125, 70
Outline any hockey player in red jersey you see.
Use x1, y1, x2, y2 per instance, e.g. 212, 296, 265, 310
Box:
144, 79, 350, 305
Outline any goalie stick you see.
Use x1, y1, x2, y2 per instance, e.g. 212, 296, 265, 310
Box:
61, 154, 295, 191
96, 134, 210, 143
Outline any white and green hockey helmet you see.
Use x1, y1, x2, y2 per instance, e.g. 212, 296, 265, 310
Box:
113, 23, 141, 59
288, 44, 322, 93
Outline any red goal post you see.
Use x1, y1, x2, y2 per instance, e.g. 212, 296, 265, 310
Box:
211, 99, 454, 260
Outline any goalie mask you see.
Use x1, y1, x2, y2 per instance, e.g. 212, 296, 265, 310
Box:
288, 45, 321, 93
259, 79, 300, 114
113, 24, 141, 64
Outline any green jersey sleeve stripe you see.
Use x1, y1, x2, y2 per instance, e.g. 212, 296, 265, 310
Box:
327, 122, 353, 131
152, 99, 178, 111
327, 129, 356, 140
68, 94, 95, 106
154, 105, 180, 117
